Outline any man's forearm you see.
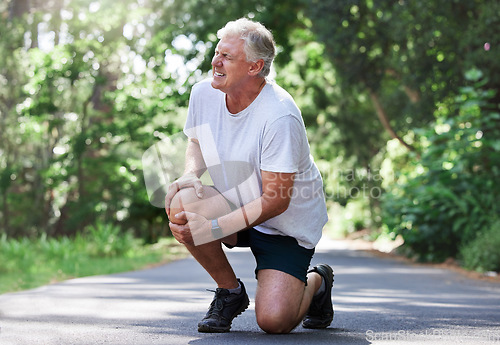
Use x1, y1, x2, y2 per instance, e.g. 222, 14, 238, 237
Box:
216, 193, 289, 238
184, 138, 207, 177
212, 171, 294, 240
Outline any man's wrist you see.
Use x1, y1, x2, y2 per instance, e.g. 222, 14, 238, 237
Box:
211, 219, 223, 240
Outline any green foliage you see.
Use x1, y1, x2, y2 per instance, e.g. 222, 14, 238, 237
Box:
302, 0, 500, 235
0, 228, 184, 294
85, 222, 135, 257
0, 0, 310, 241
382, 72, 500, 262
460, 218, 500, 273
0, 0, 182, 239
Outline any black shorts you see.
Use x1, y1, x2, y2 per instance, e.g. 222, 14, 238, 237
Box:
224, 228, 315, 283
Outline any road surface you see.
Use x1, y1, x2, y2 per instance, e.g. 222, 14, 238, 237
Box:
1, 238, 499, 344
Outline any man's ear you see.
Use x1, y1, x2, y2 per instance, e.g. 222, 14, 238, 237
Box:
248, 59, 265, 76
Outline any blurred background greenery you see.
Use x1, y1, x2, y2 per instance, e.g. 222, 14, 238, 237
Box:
1, 0, 499, 292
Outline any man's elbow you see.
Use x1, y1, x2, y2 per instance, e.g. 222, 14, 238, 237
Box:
274, 198, 291, 216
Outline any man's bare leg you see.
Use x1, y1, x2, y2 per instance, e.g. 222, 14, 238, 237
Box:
170, 186, 238, 289
183, 241, 239, 289
170, 186, 249, 332
254, 269, 323, 334
169, 186, 331, 333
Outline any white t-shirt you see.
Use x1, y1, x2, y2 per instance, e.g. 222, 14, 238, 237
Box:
184, 78, 328, 249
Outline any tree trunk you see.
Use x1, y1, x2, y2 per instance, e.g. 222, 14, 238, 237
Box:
1, 187, 9, 233
9, 0, 30, 19
30, 14, 39, 49
385, 69, 420, 103
368, 89, 416, 153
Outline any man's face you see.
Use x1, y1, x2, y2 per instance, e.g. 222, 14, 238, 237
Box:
211, 35, 252, 93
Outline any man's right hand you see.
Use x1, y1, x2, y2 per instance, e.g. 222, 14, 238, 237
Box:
165, 173, 204, 218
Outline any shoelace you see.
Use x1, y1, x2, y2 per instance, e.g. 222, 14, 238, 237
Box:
206, 289, 226, 316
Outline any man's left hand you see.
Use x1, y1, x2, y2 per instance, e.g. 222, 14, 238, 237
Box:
169, 211, 213, 246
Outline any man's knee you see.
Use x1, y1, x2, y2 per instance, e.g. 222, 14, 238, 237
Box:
256, 310, 295, 334
254, 269, 306, 334
169, 187, 200, 224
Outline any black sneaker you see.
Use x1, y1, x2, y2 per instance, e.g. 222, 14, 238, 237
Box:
302, 264, 334, 329
198, 279, 250, 333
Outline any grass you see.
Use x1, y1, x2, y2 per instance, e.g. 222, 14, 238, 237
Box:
0, 224, 188, 294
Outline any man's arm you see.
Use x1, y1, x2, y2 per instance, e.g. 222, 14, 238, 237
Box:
173, 170, 295, 246
218, 170, 295, 232
165, 138, 206, 218
183, 138, 207, 178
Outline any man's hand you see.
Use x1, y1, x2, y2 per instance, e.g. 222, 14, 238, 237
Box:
169, 211, 213, 246
165, 173, 204, 218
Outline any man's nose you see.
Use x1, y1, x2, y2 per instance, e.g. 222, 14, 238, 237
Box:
212, 54, 221, 66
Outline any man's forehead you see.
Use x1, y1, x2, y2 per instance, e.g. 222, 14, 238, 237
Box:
216, 36, 244, 52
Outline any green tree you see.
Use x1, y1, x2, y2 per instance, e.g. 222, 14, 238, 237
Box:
305, 0, 500, 153
302, 0, 500, 233
0, 0, 310, 240
0, 0, 172, 238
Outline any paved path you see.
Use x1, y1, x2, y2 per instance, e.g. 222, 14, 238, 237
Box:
1, 238, 499, 345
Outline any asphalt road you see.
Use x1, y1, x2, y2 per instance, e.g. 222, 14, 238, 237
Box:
1, 238, 499, 345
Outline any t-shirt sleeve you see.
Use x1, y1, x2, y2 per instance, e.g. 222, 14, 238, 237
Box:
260, 115, 305, 173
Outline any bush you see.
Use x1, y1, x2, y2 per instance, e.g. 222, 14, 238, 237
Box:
383, 174, 497, 262
381, 70, 500, 262
460, 219, 500, 273
85, 222, 137, 257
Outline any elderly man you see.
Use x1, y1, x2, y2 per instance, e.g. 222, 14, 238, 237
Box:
165, 18, 333, 334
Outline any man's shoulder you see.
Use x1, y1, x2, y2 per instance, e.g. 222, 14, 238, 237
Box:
267, 81, 293, 99
262, 81, 300, 117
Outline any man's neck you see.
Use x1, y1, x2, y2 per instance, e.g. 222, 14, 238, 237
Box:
226, 78, 266, 114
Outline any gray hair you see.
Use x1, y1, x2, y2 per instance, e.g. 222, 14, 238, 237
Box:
217, 18, 276, 78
